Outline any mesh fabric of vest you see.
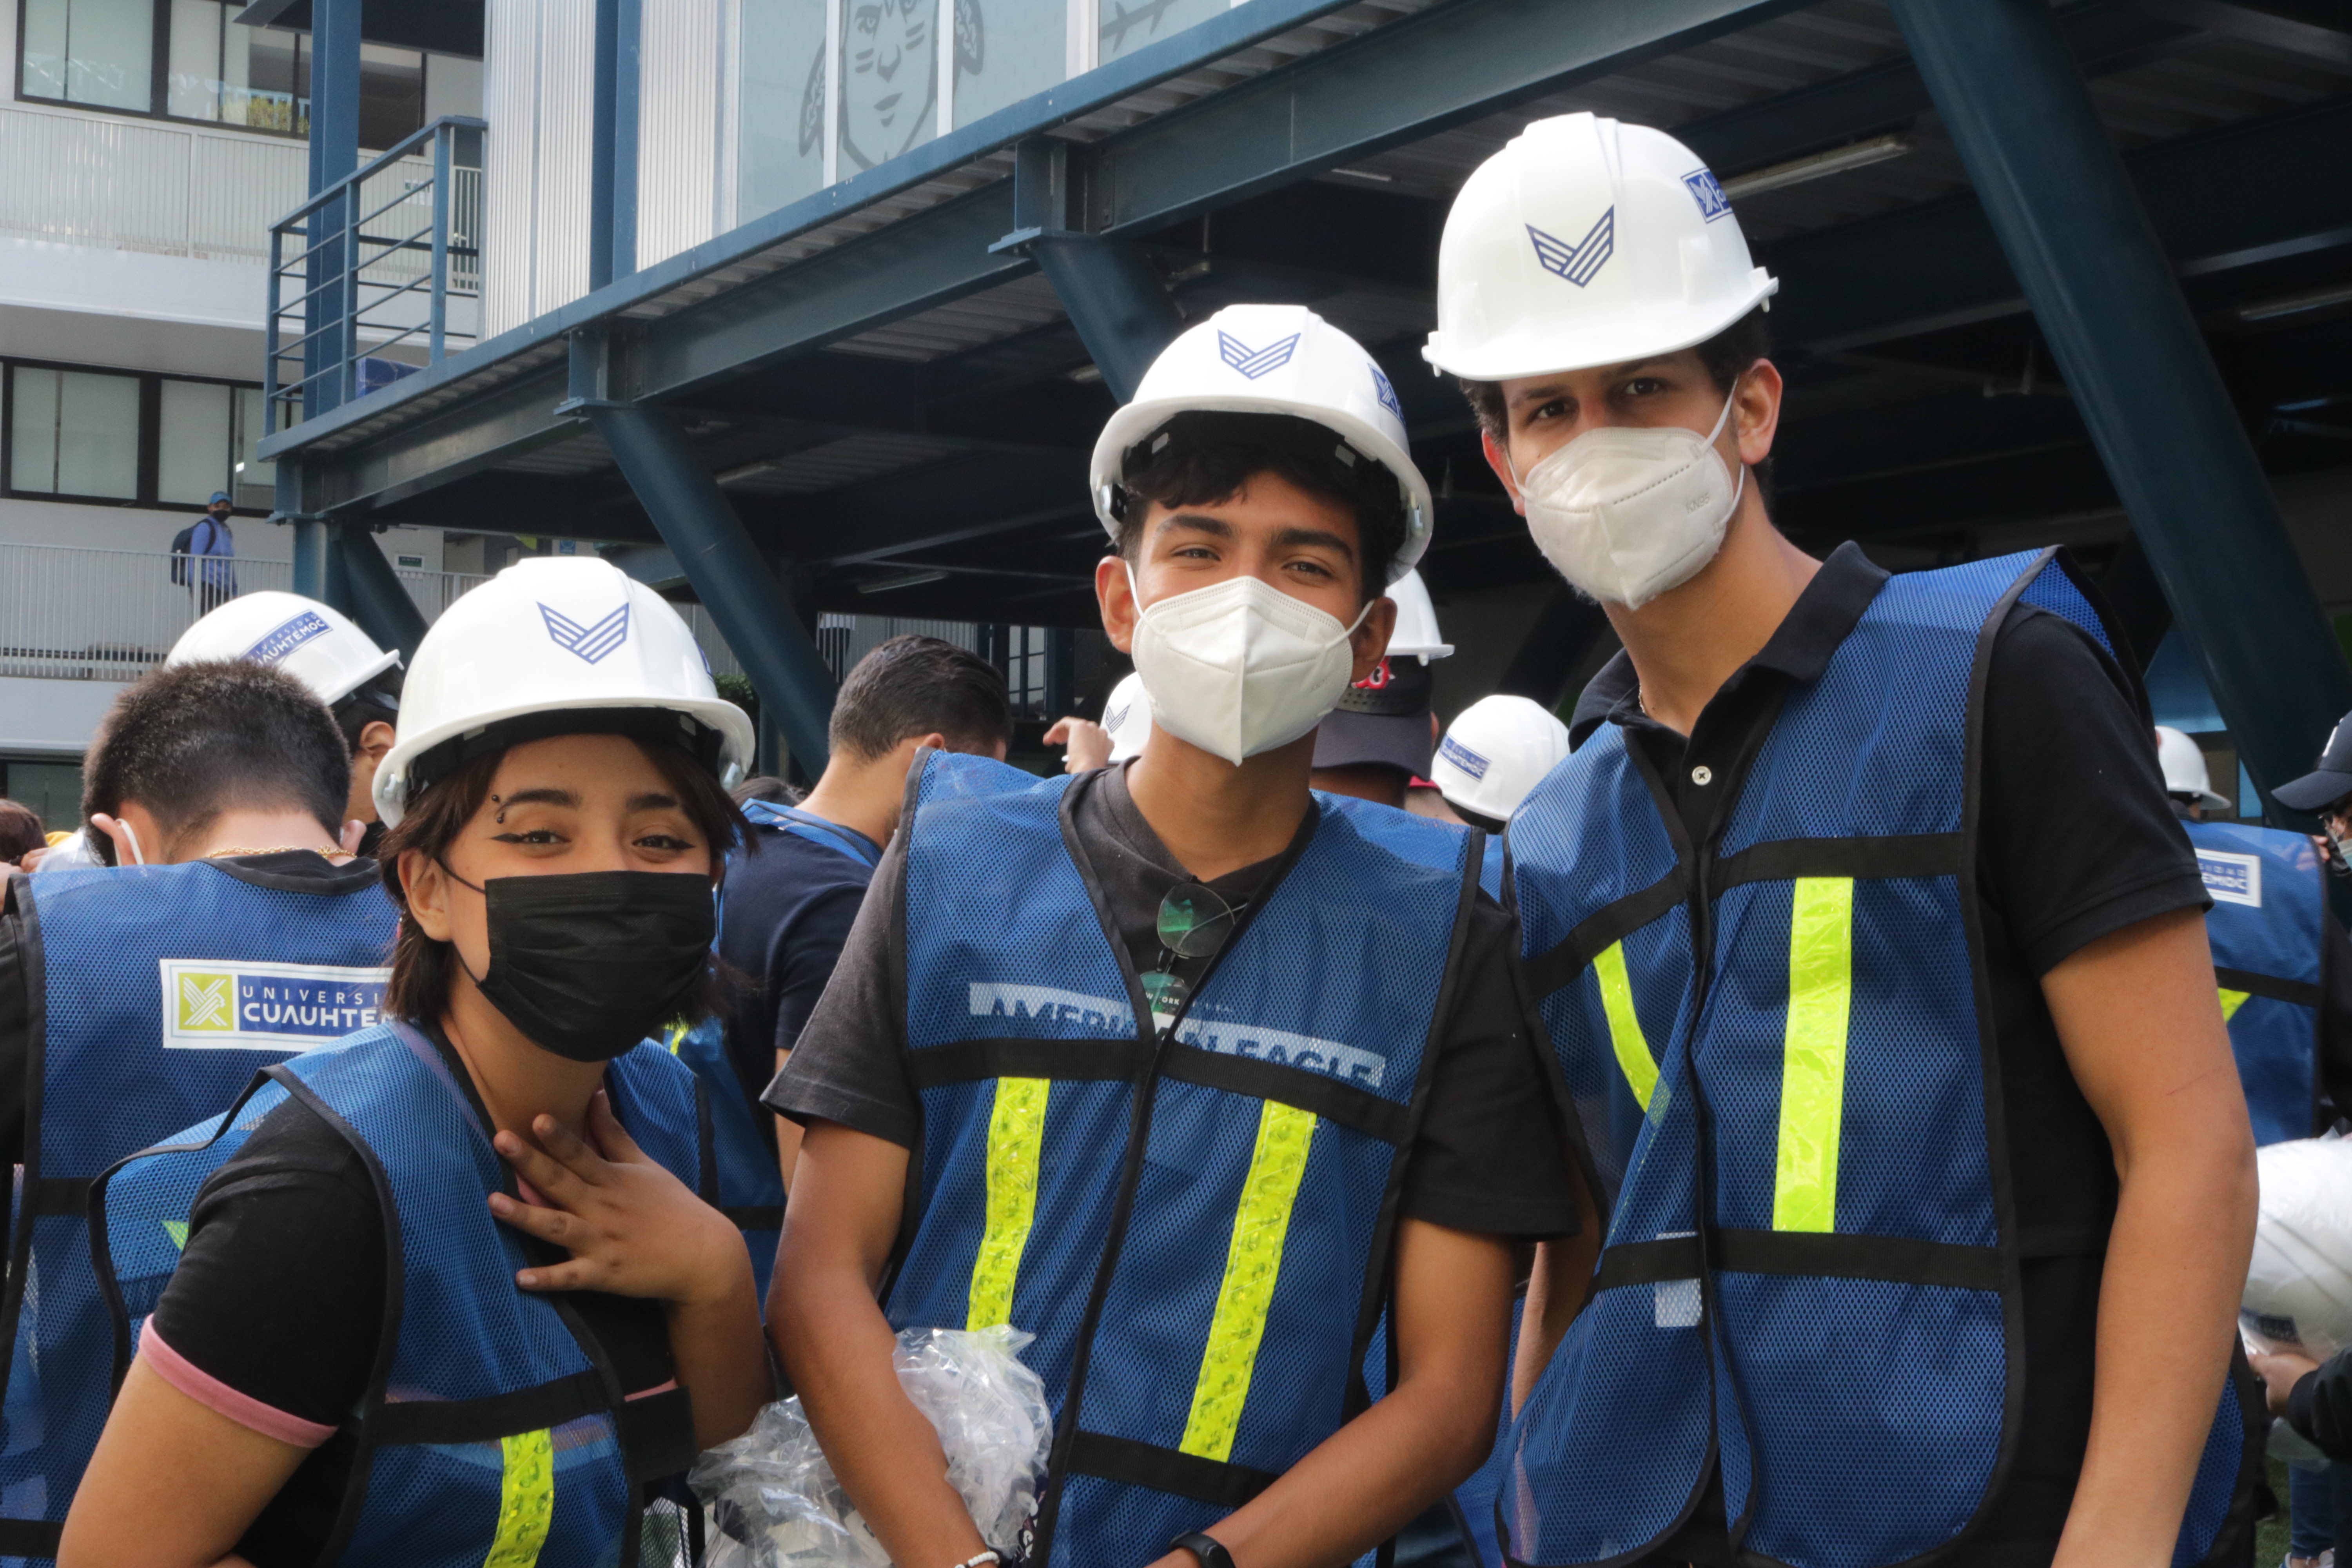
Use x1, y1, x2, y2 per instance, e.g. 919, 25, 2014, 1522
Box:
2188, 819, 2324, 1145
98, 1024, 708, 1568
2, 862, 395, 1544
668, 1016, 783, 1302
889, 753, 1471, 1568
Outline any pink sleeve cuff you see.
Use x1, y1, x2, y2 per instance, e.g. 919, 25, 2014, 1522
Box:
140, 1325, 339, 1449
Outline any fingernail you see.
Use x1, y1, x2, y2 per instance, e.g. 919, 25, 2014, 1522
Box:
517, 1272, 536, 1287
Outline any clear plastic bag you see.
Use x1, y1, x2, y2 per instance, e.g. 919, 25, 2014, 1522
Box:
690, 1326, 1054, 1568
2243, 1132, 2352, 1361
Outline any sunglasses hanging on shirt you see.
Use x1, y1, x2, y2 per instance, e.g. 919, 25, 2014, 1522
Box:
1140, 881, 1244, 1028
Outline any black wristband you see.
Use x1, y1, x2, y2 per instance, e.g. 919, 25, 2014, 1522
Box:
1171, 1532, 1236, 1568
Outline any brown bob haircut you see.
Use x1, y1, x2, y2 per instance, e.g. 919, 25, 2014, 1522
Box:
375, 721, 747, 1024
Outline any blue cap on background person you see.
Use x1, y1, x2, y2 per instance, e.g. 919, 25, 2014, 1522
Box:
207, 491, 231, 506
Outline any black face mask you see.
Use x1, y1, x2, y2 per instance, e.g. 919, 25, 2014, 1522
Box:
448, 868, 716, 1062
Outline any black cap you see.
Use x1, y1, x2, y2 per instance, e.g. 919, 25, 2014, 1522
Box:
1313, 657, 1434, 774
2272, 708, 2352, 812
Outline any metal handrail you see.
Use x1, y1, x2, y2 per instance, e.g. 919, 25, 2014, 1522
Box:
265, 116, 485, 436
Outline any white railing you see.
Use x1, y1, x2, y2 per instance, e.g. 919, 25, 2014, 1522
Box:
0, 103, 308, 262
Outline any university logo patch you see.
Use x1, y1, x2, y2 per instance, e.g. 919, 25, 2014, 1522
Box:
1371, 363, 1404, 421
242, 610, 332, 665
1527, 207, 1615, 287
1683, 169, 1732, 221
159, 959, 393, 1050
539, 602, 632, 663
1217, 331, 1301, 380
1438, 733, 1490, 780
2197, 849, 2262, 907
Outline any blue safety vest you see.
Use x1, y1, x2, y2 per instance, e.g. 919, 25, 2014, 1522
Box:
882, 752, 1478, 1568
2185, 819, 2325, 1146
1501, 550, 2260, 1568
0, 860, 396, 1560
94, 1023, 710, 1568
668, 800, 880, 1303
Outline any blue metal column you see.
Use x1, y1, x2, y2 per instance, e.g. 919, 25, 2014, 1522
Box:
336, 524, 431, 664
303, 0, 362, 419
590, 0, 642, 290
584, 404, 835, 771
1031, 238, 1186, 404
1891, 0, 2352, 815
292, 514, 334, 604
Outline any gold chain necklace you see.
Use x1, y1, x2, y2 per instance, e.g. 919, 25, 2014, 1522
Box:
205, 845, 351, 861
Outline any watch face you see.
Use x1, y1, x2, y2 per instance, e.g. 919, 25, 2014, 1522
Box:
839, 0, 938, 172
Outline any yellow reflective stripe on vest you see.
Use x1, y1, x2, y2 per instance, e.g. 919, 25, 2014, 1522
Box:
2219, 987, 2250, 1023
967, 1076, 1050, 1330
1178, 1100, 1318, 1463
484, 1427, 555, 1568
1773, 877, 1855, 1234
1593, 940, 1657, 1111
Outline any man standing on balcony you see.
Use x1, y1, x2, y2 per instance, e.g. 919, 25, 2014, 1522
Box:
178, 493, 238, 613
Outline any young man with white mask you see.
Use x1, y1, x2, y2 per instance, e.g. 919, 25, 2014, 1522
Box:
768, 303, 1592, 1568
1432, 114, 2261, 1568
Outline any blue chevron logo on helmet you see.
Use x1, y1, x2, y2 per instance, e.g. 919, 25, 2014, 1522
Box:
1371, 363, 1404, 421
538, 602, 631, 664
1527, 207, 1615, 287
1218, 330, 1301, 379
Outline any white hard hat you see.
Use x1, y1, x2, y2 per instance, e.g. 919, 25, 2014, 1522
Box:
1102, 671, 1153, 763
166, 589, 400, 708
1384, 569, 1453, 662
2156, 726, 2229, 811
372, 557, 755, 826
1091, 304, 1434, 584
1423, 112, 1779, 382
1432, 695, 1571, 823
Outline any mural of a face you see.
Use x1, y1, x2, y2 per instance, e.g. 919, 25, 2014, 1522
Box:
840, 0, 938, 171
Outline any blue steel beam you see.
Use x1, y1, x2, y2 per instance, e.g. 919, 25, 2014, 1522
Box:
1029, 238, 1186, 403
303, 0, 361, 420
1891, 0, 2352, 814
583, 403, 837, 771
589, 0, 642, 289
335, 524, 431, 665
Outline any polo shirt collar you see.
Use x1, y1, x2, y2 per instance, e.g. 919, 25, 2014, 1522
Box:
1568, 542, 1890, 746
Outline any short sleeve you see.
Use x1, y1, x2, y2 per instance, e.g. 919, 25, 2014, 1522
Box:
1399, 896, 1584, 1239
1978, 605, 2209, 976
146, 1098, 387, 1436
761, 829, 922, 1147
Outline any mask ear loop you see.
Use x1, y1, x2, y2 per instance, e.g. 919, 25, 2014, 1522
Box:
119, 821, 144, 867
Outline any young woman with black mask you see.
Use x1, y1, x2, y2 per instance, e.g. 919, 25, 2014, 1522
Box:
64, 558, 769, 1568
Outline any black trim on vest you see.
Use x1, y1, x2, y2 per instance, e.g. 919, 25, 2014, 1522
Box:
28, 1177, 88, 1217
370, 1369, 609, 1444
1711, 833, 1965, 890
0, 1520, 61, 1557
200, 853, 383, 897
908, 1037, 1153, 1087
0, 876, 53, 1421
1161, 1043, 1411, 1145
2214, 966, 2323, 1010
723, 1204, 785, 1230
1521, 867, 1690, 1003
1065, 1430, 1279, 1508
1590, 1230, 2002, 1294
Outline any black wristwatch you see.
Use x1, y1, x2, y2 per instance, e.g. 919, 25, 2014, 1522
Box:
1171, 1531, 1236, 1568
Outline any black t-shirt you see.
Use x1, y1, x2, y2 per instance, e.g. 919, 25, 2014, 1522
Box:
0, 852, 384, 1169
713, 816, 877, 1132
764, 760, 1582, 1240
144, 1023, 679, 1568
1564, 544, 2217, 1564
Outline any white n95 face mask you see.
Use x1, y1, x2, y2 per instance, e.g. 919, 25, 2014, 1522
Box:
1129, 572, 1372, 766
1515, 390, 1746, 610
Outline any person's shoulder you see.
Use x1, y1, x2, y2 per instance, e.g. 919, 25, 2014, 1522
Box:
733, 825, 877, 899
204, 1093, 377, 1201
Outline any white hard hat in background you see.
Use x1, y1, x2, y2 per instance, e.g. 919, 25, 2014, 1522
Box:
373, 557, 755, 826
1432, 695, 1572, 823
1384, 569, 1454, 662
2156, 726, 2229, 811
1424, 112, 1779, 383
1102, 671, 1154, 763
166, 590, 400, 708
1092, 304, 1435, 584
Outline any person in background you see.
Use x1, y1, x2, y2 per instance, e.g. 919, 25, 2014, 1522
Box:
769, 304, 1590, 1568
0, 660, 397, 1556
1430, 695, 1573, 839
1310, 570, 1454, 809
165, 591, 406, 860
1434, 110, 2258, 1568
679, 635, 1011, 1300
1048, 669, 1152, 774
63, 557, 767, 1568
178, 493, 238, 613
0, 800, 44, 867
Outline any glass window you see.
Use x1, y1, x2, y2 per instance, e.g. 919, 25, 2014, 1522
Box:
232, 386, 275, 508
157, 378, 233, 505
21, 0, 155, 111
839, 0, 938, 173
165, 0, 306, 132
953, 0, 1061, 129
164, 0, 220, 118
358, 42, 425, 150
1100, 0, 1224, 62
424, 52, 482, 123
241, 22, 308, 133
9, 367, 139, 499
740, 0, 829, 221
